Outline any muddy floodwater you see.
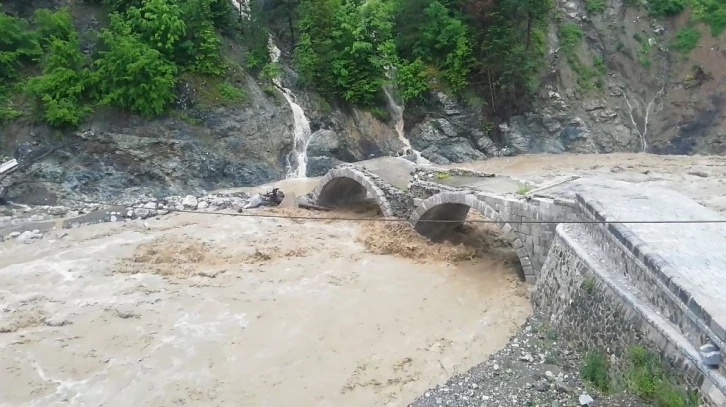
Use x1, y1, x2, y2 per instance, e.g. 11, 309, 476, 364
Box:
0, 209, 530, 406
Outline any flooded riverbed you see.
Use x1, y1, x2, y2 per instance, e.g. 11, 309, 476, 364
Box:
0, 208, 530, 406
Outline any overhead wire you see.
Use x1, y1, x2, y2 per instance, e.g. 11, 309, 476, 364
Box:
170, 209, 726, 225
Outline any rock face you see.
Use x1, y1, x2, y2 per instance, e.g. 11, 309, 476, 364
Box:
407, 92, 490, 164
500, 0, 726, 155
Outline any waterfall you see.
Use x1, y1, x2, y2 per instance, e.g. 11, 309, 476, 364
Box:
231, 0, 312, 178
383, 69, 429, 165
268, 40, 313, 178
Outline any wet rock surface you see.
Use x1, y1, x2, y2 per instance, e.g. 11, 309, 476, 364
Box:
410, 315, 646, 407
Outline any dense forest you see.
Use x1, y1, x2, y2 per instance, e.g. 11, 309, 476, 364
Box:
1, 0, 552, 128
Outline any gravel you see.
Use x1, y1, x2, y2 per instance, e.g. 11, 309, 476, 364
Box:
410, 314, 648, 407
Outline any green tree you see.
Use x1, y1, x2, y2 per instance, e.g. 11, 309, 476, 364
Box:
396, 58, 429, 102
329, 0, 397, 104
295, 0, 396, 105
471, 0, 552, 113
92, 15, 177, 116
294, 0, 338, 92
178, 0, 224, 74
126, 0, 187, 58
33, 7, 77, 48
242, 0, 271, 70
0, 11, 41, 81
26, 36, 92, 127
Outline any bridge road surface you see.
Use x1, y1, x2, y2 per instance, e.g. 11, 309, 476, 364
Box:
356, 156, 527, 195
559, 178, 726, 344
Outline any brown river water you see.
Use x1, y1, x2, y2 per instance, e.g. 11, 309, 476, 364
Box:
0, 191, 530, 406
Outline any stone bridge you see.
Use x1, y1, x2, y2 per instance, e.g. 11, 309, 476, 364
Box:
311, 163, 726, 405
309, 164, 412, 219
310, 164, 579, 283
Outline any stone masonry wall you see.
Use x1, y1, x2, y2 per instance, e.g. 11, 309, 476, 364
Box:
533, 227, 726, 407
476, 193, 580, 277
576, 201, 723, 364
406, 178, 580, 278
576, 193, 726, 379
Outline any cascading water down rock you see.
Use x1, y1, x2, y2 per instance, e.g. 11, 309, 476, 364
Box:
268, 40, 314, 179
383, 68, 430, 165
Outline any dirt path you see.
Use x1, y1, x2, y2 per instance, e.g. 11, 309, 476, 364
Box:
0, 210, 529, 406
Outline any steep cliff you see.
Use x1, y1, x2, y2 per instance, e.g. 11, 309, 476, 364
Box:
501, 0, 726, 155
1, 0, 725, 205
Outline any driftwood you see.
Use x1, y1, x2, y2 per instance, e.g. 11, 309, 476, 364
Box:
299, 202, 331, 211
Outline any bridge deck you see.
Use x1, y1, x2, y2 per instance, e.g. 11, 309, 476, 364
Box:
574, 179, 726, 342
355, 157, 416, 190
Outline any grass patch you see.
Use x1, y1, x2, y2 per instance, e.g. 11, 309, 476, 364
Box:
593, 55, 607, 75
0, 101, 22, 122
217, 81, 247, 103
582, 277, 596, 293
434, 171, 450, 180
637, 41, 652, 68
558, 24, 606, 91
517, 183, 533, 195
585, 0, 606, 13
582, 350, 612, 392
559, 23, 583, 53
626, 345, 698, 407
672, 26, 701, 53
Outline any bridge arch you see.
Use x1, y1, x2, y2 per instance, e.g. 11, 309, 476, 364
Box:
311, 166, 395, 218
409, 191, 535, 282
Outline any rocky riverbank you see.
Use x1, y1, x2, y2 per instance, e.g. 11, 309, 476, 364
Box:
410, 314, 658, 407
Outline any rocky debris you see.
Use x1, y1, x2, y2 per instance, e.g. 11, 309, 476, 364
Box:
410, 315, 648, 407
182, 195, 199, 209
407, 179, 467, 200
16, 230, 42, 243
1, 192, 254, 242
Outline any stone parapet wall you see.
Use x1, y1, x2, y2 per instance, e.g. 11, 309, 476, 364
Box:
576, 193, 726, 374
533, 225, 726, 407
576, 199, 723, 363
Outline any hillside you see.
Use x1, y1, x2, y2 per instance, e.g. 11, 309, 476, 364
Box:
0, 0, 725, 205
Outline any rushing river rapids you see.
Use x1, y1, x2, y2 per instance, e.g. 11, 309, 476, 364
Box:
0, 193, 530, 406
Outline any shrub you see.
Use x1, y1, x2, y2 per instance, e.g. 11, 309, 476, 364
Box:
396, 58, 429, 102
586, 0, 606, 13
647, 0, 685, 16
581, 350, 611, 392
626, 345, 698, 407
25, 37, 92, 127
260, 62, 282, 82
0, 12, 41, 80
0, 97, 22, 122
672, 26, 701, 53
92, 15, 177, 117
33, 8, 76, 48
